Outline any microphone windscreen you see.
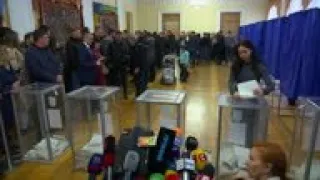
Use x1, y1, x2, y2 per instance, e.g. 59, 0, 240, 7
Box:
148, 127, 176, 173
195, 174, 211, 180
104, 135, 116, 153
123, 150, 140, 172
103, 153, 115, 167
87, 154, 103, 175
201, 163, 215, 178
185, 136, 198, 152
191, 148, 208, 171
150, 173, 165, 180
165, 174, 180, 180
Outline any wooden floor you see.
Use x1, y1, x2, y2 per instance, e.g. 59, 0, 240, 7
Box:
3, 63, 294, 180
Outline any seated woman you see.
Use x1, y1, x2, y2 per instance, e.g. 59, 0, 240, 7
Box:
233, 142, 288, 180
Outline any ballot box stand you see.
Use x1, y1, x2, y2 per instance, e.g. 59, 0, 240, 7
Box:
66, 86, 120, 170
11, 83, 68, 163
0, 109, 12, 174
215, 93, 270, 178
135, 90, 186, 135
288, 98, 320, 180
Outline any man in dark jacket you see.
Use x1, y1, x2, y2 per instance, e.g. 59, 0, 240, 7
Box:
155, 32, 166, 68
77, 31, 97, 87
25, 28, 62, 84
64, 28, 82, 92
132, 35, 149, 96
107, 31, 129, 99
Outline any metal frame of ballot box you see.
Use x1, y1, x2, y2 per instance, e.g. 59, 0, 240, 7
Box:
135, 90, 186, 132
11, 83, 68, 163
289, 98, 320, 180
0, 109, 12, 173
215, 93, 270, 178
66, 86, 120, 170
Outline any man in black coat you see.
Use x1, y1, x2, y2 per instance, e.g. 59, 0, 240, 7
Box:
64, 28, 82, 92
107, 31, 130, 99
132, 35, 149, 96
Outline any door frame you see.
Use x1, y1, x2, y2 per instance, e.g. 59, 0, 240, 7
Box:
218, 11, 242, 32
158, 10, 181, 32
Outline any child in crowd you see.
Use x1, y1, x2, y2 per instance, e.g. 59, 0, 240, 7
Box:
179, 45, 190, 82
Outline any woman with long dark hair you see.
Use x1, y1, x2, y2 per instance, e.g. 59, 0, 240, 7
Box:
229, 40, 274, 96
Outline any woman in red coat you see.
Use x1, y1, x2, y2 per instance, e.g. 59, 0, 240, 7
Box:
91, 41, 107, 85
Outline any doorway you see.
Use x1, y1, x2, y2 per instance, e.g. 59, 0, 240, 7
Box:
126, 11, 133, 33
162, 13, 180, 33
220, 12, 241, 35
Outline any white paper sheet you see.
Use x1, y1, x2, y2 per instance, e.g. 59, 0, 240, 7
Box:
233, 145, 250, 168
48, 109, 63, 129
228, 122, 246, 146
237, 80, 260, 98
97, 113, 113, 135
48, 96, 57, 107
302, 121, 320, 151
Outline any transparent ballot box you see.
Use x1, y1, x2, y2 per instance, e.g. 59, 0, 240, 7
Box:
215, 94, 270, 177
66, 86, 120, 169
0, 111, 12, 173
11, 83, 68, 163
136, 90, 186, 133
289, 98, 320, 180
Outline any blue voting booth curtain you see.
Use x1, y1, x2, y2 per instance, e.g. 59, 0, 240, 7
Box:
239, 8, 320, 98
262, 18, 285, 79
239, 22, 266, 58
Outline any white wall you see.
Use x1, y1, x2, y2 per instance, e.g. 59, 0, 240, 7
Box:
137, 0, 268, 32
7, 0, 36, 40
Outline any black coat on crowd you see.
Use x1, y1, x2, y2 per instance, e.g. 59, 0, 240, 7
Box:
214, 34, 226, 64
155, 35, 166, 67
107, 40, 129, 86
64, 37, 82, 92
166, 35, 178, 54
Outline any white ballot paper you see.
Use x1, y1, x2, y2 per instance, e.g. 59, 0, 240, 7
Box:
48, 109, 63, 129
237, 80, 260, 98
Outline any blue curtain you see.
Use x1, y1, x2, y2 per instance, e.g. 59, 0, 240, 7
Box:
262, 18, 285, 79
239, 8, 320, 98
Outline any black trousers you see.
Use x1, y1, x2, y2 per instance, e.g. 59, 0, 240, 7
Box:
180, 64, 189, 82
135, 69, 149, 97
107, 68, 128, 99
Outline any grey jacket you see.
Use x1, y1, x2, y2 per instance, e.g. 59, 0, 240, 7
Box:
229, 63, 275, 95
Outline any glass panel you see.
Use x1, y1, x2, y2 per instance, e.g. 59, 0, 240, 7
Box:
290, 98, 320, 179
216, 94, 269, 179
136, 90, 186, 104
12, 84, 68, 162
67, 87, 120, 170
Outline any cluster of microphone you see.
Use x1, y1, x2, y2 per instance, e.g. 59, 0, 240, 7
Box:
87, 127, 215, 180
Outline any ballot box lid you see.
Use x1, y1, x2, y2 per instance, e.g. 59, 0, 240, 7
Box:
217, 93, 268, 109
16, 83, 61, 94
136, 89, 186, 104
67, 86, 120, 100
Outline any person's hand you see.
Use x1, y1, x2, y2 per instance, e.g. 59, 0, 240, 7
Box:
232, 92, 241, 99
253, 87, 264, 96
96, 60, 101, 66
134, 68, 140, 74
11, 80, 20, 91
102, 66, 109, 75
56, 75, 63, 83
98, 57, 105, 62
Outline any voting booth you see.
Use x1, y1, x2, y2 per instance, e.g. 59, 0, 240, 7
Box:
11, 83, 68, 163
215, 93, 269, 177
0, 110, 12, 173
66, 86, 120, 169
289, 98, 320, 180
135, 90, 186, 134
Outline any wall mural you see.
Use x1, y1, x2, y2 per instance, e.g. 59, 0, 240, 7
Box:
33, 0, 82, 45
93, 2, 118, 32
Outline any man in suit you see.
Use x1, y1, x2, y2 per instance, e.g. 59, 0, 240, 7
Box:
77, 31, 97, 87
